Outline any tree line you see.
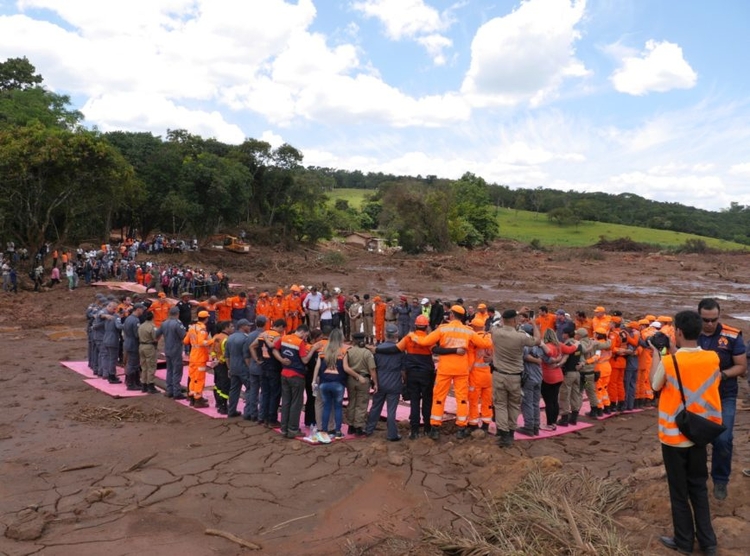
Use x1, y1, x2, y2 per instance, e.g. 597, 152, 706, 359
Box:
1, 56, 746, 258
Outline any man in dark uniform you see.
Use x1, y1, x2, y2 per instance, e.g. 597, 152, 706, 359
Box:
697, 298, 747, 501
364, 324, 404, 441
122, 303, 145, 391
156, 307, 187, 399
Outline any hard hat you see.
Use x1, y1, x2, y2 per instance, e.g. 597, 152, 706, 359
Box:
415, 315, 429, 326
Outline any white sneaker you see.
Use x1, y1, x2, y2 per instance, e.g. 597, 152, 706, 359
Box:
317, 431, 332, 444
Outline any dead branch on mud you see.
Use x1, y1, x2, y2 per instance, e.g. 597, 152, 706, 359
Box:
425, 467, 636, 556
205, 528, 262, 550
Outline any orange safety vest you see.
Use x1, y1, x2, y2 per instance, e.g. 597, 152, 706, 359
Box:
658, 350, 721, 445
413, 321, 492, 375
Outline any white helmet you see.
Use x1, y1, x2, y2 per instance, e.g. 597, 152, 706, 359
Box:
333, 287, 341, 294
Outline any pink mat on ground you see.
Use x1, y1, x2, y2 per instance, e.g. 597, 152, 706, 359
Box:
61, 360, 124, 377
92, 281, 149, 294
82, 378, 150, 398
174, 396, 243, 419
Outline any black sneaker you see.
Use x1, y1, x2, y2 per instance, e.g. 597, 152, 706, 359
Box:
428, 428, 440, 440
456, 428, 470, 439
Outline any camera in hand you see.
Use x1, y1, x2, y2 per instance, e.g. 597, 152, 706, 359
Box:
650, 331, 670, 351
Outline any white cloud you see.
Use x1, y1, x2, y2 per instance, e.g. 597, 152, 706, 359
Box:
610, 40, 697, 95
260, 130, 285, 149
729, 163, 750, 176
352, 0, 454, 64
82, 93, 245, 144
461, 0, 589, 107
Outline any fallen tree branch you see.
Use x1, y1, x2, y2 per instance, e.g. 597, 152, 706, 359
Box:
60, 463, 99, 473
124, 453, 157, 473
205, 528, 262, 550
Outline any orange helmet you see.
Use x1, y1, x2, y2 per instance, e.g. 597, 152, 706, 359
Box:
415, 315, 429, 327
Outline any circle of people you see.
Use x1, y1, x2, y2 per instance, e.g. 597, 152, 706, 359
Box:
84, 284, 697, 446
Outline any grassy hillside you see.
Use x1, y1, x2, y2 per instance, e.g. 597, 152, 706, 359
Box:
327, 188, 747, 250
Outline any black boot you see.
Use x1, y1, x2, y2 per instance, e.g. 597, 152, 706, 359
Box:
147, 384, 158, 394
141, 383, 148, 393
409, 427, 420, 440
603, 405, 612, 415
126, 374, 139, 391
557, 413, 570, 427
569, 411, 579, 425
481, 422, 490, 433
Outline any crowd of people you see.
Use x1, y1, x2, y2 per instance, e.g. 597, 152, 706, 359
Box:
76, 281, 749, 555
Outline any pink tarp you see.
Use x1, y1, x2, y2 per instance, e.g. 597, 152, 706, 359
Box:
154, 367, 215, 388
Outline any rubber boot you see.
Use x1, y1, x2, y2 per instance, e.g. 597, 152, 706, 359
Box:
603, 405, 612, 415
557, 413, 570, 427
141, 383, 148, 393
126, 374, 139, 391
147, 383, 158, 394
481, 422, 490, 433
569, 411, 579, 425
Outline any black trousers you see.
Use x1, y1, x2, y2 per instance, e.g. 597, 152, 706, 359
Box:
407, 371, 434, 430
541, 381, 561, 426
213, 362, 229, 408
662, 443, 717, 552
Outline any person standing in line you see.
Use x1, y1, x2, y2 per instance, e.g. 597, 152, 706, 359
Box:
210, 320, 233, 414
517, 324, 544, 436
183, 310, 212, 408
650, 310, 720, 556
242, 316, 267, 421
226, 319, 252, 418
137, 311, 159, 394
348, 294, 363, 340
251, 318, 286, 427
94, 301, 124, 384
362, 294, 374, 344
344, 331, 377, 436
156, 307, 187, 400
556, 323, 582, 426
363, 326, 402, 441
491, 309, 541, 447
122, 303, 145, 391
303, 285, 322, 331
697, 298, 747, 501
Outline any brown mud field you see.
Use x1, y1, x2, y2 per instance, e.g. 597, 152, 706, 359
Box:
1, 241, 750, 555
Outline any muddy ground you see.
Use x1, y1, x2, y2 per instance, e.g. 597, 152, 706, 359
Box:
1, 241, 750, 555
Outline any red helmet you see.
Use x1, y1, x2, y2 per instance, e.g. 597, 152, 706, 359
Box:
415, 315, 429, 327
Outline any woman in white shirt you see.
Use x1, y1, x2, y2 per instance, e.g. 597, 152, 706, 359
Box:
319, 293, 334, 330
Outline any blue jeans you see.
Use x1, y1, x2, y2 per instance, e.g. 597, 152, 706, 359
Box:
711, 396, 736, 485
259, 369, 281, 423
244, 374, 261, 419
165, 354, 183, 396
320, 381, 345, 433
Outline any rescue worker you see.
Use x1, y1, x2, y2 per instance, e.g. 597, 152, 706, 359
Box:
535, 306, 556, 336
592, 306, 611, 334
467, 316, 493, 434
183, 310, 212, 408
374, 315, 436, 439
226, 291, 248, 324
608, 314, 629, 413
87, 294, 106, 375
243, 316, 266, 421
272, 324, 321, 438
623, 321, 641, 411
557, 322, 582, 426
211, 320, 232, 414
650, 310, 720, 556
575, 311, 593, 337
155, 307, 186, 399
217, 295, 232, 324
250, 318, 286, 426
364, 326, 404, 441
283, 285, 304, 333
411, 305, 493, 440
255, 292, 270, 329
576, 328, 600, 418
195, 295, 221, 336
373, 295, 386, 344
658, 315, 676, 346
176, 292, 193, 332
138, 311, 159, 394
491, 309, 541, 447
593, 326, 614, 415
637, 318, 656, 407
697, 297, 747, 501
269, 289, 286, 328
148, 292, 172, 328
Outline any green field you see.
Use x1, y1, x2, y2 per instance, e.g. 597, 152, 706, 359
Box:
328, 188, 747, 250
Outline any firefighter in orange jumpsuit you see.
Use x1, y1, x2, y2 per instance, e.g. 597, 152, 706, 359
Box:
284, 285, 304, 332
217, 297, 232, 323
269, 289, 285, 328
637, 319, 657, 407
411, 305, 493, 440
135, 266, 144, 286
467, 316, 493, 433
608, 315, 628, 413
592, 326, 613, 415
148, 292, 172, 328
183, 310, 212, 408
535, 306, 557, 336
255, 292, 271, 329
575, 311, 593, 336
591, 306, 611, 334
373, 296, 386, 343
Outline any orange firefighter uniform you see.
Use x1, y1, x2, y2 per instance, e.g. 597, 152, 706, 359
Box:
373, 296, 386, 343
637, 320, 655, 403
592, 326, 613, 411
412, 307, 493, 429
149, 295, 172, 328
283, 286, 304, 332
608, 318, 627, 407
467, 318, 493, 428
183, 313, 212, 405
269, 290, 285, 326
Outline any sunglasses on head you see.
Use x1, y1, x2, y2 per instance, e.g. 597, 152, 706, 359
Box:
702, 317, 719, 323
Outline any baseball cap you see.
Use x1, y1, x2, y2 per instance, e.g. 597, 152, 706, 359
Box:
385, 323, 398, 335
236, 318, 251, 328
594, 306, 606, 313
451, 305, 465, 315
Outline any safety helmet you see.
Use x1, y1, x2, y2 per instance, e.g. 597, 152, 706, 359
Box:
415, 315, 429, 327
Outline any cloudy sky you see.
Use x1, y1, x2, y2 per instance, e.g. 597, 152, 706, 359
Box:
1, 0, 748, 210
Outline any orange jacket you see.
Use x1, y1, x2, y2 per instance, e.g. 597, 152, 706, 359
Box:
184, 322, 211, 365
658, 350, 721, 445
217, 299, 232, 322
374, 301, 386, 325
283, 294, 304, 317
413, 320, 492, 375
149, 299, 172, 327
535, 313, 556, 336
592, 315, 611, 333
269, 296, 285, 322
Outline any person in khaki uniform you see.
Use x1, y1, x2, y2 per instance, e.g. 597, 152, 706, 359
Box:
138, 311, 159, 393
491, 309, 541, 447
345, 331, 376, 435
362, 294, 374, 344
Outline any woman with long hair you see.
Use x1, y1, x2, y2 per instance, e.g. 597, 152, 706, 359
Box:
312, 329, 365, 440
540, 328, 565, 430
